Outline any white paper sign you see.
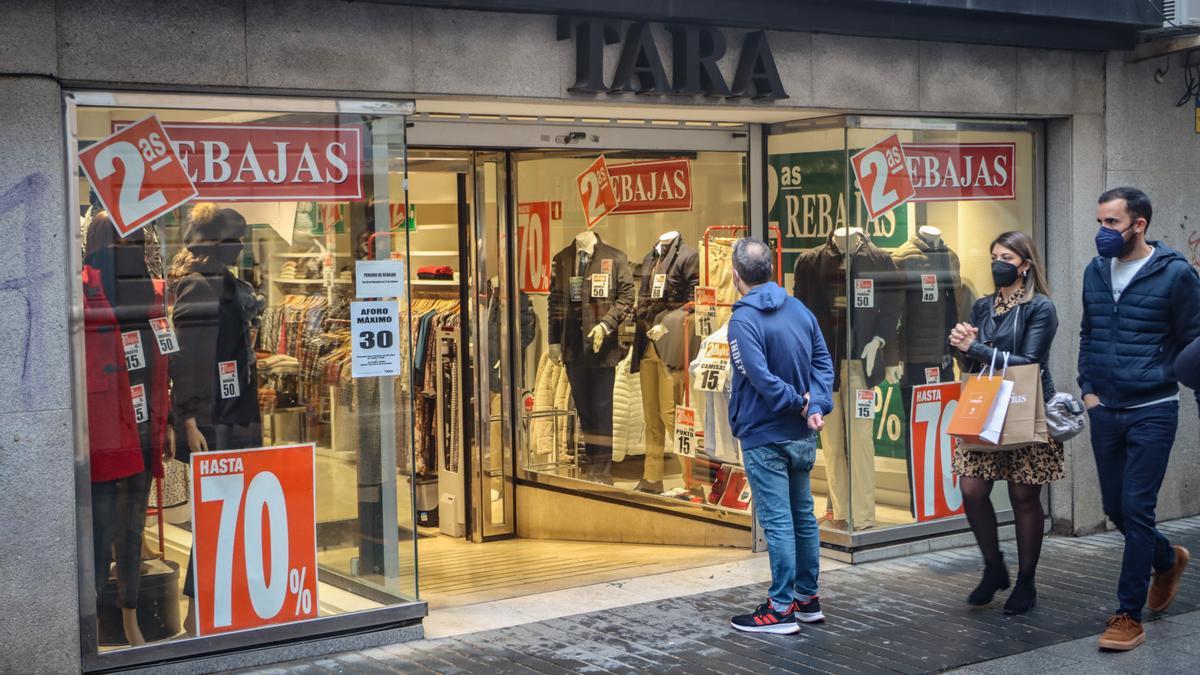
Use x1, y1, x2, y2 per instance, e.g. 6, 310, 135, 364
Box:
122, 331, 146, 371
149, 317, 179, 354
651, 273, 667, 299
130, 384, 148, 424
855, 389, 876, 419
351, 300, 401, 378
674, 405, 696, 458
921, 274, 938, 302
355, 260, 407, 299
590, 273, 609, 298
854, 279, 875, 309
218, 360, 240, 399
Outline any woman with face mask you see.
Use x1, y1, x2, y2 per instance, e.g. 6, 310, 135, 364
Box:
946, 231, 1060, 616
168, 202, 263, 635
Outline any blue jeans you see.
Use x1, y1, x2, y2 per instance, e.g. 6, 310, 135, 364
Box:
742, 438, 820, 612
1089, 402, 1180, 620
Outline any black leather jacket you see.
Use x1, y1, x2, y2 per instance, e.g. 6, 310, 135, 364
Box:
957, 292, 1058, 402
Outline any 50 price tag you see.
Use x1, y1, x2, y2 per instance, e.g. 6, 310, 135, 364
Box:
191, 444, 318, 635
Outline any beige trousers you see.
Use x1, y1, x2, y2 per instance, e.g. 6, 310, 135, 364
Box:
821, 360, 877, 527
640, 343, 685, 482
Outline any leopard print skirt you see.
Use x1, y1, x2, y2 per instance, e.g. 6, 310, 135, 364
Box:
952, 438, 1064, 485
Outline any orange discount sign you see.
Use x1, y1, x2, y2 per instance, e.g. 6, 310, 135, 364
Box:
78, 114, 197, 237
191, 443, 317, 636
910, 382, 964, 522
576, 155, 618, 229
850, 133, 915, 221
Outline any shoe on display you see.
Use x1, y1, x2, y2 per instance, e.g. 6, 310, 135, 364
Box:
730, 602, 800, 635
635, 479, 665, 494
792, 597, 826, 623
688, 485, 706, 500
1098, 614, 1145, 651
1148, 545, 1189, 613
822, 519, 850, 531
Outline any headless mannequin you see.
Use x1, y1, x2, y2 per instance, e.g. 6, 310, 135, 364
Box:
832, 227, 887, 374
644, 231, 679, 342
550, 231, 606, 361
889, 225, 946, 382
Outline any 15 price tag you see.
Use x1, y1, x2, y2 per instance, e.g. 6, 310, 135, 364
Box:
130, 384, 148, 424
122, 331, 146, 371
855, 389, 876, 419
191, 443, 318, 636
854, 279, 875, 308
696, 341, 731, 392
218, 360, 240, 399
921, 274, 938, 302
149, 317, 180, 354
674, 406, 696, 458
77, 114, 198, 237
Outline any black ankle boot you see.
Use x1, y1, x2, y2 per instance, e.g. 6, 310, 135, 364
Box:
1004, 576, 1037, 615
967, 558, 1010, 606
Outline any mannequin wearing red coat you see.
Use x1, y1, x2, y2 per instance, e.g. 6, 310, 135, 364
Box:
82, 213, 171, 646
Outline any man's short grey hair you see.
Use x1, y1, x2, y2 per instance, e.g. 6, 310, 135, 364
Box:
732, 237, 773, 286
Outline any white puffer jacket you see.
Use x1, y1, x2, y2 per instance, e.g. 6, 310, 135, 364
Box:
530, 353, 572, 457
611, 349, 646, 462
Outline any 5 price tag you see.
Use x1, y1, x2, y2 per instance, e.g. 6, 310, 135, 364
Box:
130, 384, 148, 424
191, 443, 318, 636
149, 317, 180, 354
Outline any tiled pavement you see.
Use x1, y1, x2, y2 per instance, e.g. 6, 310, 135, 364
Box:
242, 518, 1200, 674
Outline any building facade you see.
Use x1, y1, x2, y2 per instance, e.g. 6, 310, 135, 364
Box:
1, 1, 1198, 672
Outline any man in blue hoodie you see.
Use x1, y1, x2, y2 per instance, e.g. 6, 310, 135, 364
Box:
726, 237, 834, 635
1080, 187, 1200, 651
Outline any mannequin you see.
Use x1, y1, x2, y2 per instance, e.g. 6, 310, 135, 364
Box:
170, 203, 263, 635
792, 229, 901, 530
547, 230, 635, 483
82, 211, 171, 646
630, 231, 699, 494
891, 224, 962, 514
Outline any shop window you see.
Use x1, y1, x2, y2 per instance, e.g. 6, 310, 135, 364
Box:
512, 149, 754, 512
769, 119, 1038, 535
72, 102, 418, 654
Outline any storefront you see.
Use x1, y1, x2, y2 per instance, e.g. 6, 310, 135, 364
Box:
5, 1, 1192, 672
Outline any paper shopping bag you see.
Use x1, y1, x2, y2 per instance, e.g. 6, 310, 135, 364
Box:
946, 372, 1005, 441
996, 364, 1048, 446
977, 379, 1014, 444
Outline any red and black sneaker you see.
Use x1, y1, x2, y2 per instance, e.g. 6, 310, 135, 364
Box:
792, 596, 826, 623
730, 601, 800, 634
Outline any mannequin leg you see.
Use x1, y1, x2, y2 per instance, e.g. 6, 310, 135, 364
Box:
114, 471, 150, 645
638, 350, 668, 487
822, 364, 851, 523
847, 361, 877, 529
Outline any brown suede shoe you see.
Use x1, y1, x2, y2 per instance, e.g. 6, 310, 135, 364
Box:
1148, 545, 1190, 612
1098, 614, 1145, 651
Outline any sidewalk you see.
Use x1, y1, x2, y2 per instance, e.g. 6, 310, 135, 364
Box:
242, 517, 1200, 674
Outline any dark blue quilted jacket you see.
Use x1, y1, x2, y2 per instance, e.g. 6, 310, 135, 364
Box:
1077, 242, 1200, 408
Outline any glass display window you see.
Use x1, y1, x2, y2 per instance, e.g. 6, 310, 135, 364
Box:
768, 117, 1039, 539
69, 97, 421, 660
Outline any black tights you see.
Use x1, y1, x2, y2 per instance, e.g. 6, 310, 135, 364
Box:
960, 477, 1044, 580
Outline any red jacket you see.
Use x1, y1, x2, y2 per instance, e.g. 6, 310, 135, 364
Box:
83, 266, 167, 483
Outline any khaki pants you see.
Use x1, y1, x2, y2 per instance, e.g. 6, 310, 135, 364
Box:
640, 343, 685, 482
821, 360, 877, 528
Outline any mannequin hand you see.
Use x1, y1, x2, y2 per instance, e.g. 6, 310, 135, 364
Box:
861, 336, 885, 375
646, 324, 668, 341
885, 365, 903, 384
948, 322, 978, 353
184, 418, 208, 455
808, 412, 825, 432
164, 425, 176, 462
549, 343, 562, 364
589, 324, 610, 353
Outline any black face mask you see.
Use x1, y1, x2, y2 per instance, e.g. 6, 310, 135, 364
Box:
216, 240, 244, 266
991, 260, 1020, 288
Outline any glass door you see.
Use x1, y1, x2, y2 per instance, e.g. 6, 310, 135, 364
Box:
471, 152, 517, 540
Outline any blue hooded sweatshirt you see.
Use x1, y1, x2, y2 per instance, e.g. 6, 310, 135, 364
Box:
727, 282, 834, 449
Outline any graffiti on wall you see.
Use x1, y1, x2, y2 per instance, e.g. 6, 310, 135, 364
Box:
0, 173, 55, 411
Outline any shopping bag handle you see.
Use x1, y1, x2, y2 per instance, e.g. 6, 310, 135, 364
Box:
1000, 351, 1010, 376
981, 348, 998, 380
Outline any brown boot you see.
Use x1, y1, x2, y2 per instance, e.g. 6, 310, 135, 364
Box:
1098, 614, 1145, 651
1148, 545, 1190, 612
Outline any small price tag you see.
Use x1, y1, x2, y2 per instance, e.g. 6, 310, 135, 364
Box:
921, 274, 938, 303
569, 276, 583, 302
122, 331, 146, 371
695, 287, 717, 337
600, 259, 613, 274
149, 317, 180, 355
854, 279, 875, 308
130, 383, 148, 424
674, 405, 696, 458
590, 273, 610, 298
925, 367, 941, 385
218, 360, 240, 400
696, 341, 730, 392
650, 273, 667, 299
855, 389, 876, 419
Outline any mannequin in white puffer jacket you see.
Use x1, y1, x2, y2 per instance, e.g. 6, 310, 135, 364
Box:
612, 349, 646, 462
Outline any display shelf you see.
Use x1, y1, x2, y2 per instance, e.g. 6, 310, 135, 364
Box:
409, 250, 459, 256
272, 278, 353, 285
412, 279, 458, 286
275, 252, 354, 259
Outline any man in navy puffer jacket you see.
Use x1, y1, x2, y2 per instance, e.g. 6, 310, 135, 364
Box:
1080, 187, 1200, 651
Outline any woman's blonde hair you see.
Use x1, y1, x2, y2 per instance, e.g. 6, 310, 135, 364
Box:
991, 230, 1050, 296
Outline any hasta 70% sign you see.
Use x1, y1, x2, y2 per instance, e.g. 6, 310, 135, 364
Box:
191, 444, 318, 635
